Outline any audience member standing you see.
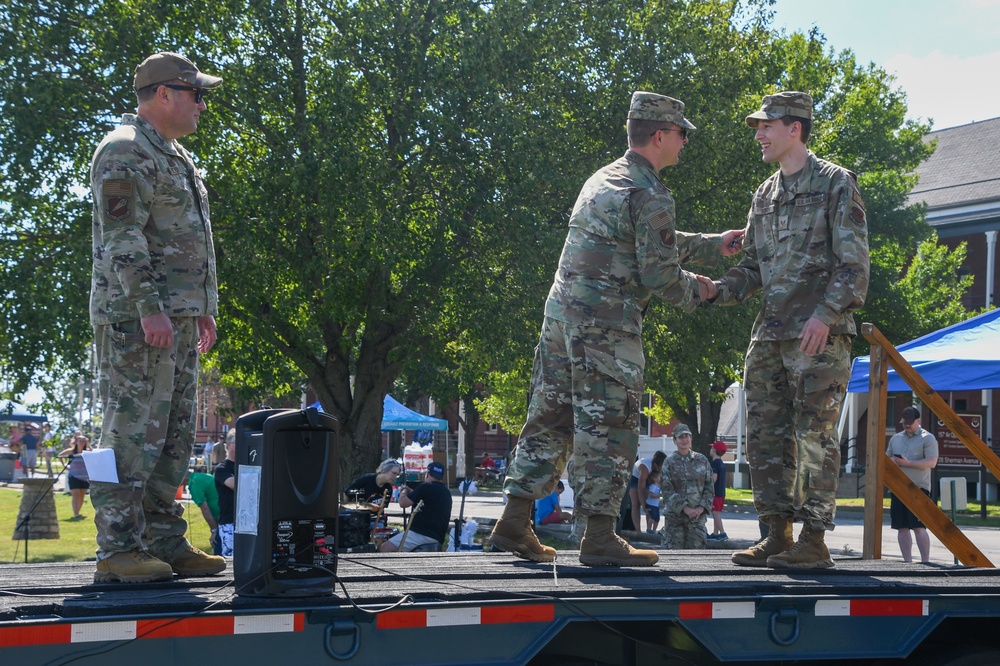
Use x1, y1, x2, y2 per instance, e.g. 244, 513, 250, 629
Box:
58, 433, 92, 520
708, 441, 729, 540
661, 424, 713, 548
214, 431, 237, 557
887, 407, 939, 563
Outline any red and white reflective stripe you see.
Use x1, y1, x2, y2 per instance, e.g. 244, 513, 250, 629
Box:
678, 602, 756, 620
378, 604, 555, 630
815, 599, 929, 617
680, 599, 930, 620
0, 613, 304, 648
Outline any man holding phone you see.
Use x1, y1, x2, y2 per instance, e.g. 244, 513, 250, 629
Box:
886, 407, 939, 563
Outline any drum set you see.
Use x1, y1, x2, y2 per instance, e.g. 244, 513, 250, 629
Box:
339, 490, 399, 551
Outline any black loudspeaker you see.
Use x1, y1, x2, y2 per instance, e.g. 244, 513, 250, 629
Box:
233, 407, 340, 597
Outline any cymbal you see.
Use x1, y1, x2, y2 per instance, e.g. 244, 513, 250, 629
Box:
343, 502, 379, 512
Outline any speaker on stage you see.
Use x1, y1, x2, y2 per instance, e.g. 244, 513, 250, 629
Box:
233, 406, 340, 597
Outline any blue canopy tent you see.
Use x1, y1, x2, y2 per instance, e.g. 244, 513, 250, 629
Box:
0, 400, 48, 423
308, 395, 447, 431
848, 308, 1000, 393
380, 395, 448, 431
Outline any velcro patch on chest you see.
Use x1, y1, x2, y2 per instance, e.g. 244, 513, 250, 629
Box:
795, 194, 826, 207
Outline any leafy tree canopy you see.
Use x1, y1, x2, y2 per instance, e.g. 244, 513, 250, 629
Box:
0, 0, 965, 474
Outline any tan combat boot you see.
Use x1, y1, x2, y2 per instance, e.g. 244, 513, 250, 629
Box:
731, 516, 793, 567
579, 514, 658, 567
164, 544, 227, 576
766, 524, 834, 569
489, 496, 557, 562
95, 550, 174, 583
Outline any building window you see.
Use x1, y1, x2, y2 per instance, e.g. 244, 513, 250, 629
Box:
485, 423, 498, 435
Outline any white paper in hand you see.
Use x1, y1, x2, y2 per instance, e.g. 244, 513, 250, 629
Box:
82, 449, 119, 483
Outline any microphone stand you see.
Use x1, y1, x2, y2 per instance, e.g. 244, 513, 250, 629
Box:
453, 478, 472, 552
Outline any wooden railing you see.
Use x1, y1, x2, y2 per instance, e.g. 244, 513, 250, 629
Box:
862, 323, 999, 567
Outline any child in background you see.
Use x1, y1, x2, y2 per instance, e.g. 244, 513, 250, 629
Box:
645, 470, 662, 533
708, 441, 729, 540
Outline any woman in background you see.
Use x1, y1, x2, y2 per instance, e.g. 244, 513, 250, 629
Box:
58, 432, 91, 520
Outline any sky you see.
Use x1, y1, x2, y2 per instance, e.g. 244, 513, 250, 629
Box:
769, 0, 1000, 130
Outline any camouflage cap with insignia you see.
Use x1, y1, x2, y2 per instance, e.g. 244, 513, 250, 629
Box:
134, 52, 223, 91
745, 91, 812, 128
628, 91, 696, 130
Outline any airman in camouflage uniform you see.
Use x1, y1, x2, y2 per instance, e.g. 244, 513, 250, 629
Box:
490, 91, 745, 567
706, 92, 870, 569
89, 52, 226, 583
661, 424, 714, 549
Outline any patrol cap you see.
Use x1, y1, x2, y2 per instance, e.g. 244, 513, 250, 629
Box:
673, 423, 692, 437
134, 52, 223, 91
901, 407, 921, 425
745, 91, 812, 128
628, 91, 696, 130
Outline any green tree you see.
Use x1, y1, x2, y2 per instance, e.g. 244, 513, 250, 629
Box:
0, 0, 969, 477
0, 0, 602, 482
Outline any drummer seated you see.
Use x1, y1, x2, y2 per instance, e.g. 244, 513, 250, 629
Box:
343, 458, 400, 509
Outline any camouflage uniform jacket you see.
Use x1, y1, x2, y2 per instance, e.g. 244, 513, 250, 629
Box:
663, 451, 714, 516
90, 113, 218, 325
544, 150, 722, 335
713, 151, 869, 340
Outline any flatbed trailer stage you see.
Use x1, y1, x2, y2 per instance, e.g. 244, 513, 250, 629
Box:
3, 551, 1000, 665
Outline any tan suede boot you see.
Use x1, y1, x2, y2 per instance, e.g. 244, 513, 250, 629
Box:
164, 544, 227, 577
94, 550, 173, 583
579, 514, 658, 567
489, 496, 557, 562
766, 524, 834, 569
731, 516, 793, 567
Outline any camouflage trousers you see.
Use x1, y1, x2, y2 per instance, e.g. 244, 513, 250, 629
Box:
662, 512, 708, 549
743, 335, 850, 531
504, 318, 643, 517
91, 318, 200, 561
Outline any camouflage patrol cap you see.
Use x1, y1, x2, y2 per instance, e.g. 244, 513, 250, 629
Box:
134, 52, 223, 91
628, 91, 696, 130
673, 423, 692, 437
745, 91, 812, 128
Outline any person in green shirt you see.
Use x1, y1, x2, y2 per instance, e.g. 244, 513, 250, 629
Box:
187, 471, 221, 555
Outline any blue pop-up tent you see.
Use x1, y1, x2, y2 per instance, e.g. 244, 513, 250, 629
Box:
308, 395, 448, 431
380, 395, 448, 431
848, 308, 1000, 393
0, 400, 48, 423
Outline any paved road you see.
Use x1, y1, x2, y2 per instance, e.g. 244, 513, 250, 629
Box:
450, 489, 1000, 566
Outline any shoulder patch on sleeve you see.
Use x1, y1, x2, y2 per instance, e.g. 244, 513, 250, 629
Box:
648, 209, 673, 231
103, 179, 134, 223
850, 205, 866, 226
852, 190, 866, 211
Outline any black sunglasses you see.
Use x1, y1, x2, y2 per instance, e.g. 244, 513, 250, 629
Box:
650, 127, 687, 140
162, 84, 206, 104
